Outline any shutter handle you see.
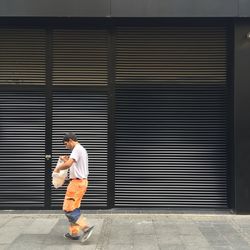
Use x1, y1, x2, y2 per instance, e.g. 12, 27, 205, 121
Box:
45, 154, 51, 160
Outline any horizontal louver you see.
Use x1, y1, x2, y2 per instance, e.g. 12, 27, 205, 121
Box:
115, 26, 228, 208
51, 92, 108, 208
0, 29, 46, 85
52, 30, 108, 86
0, 25, 229, 210
116, 27, 227, 84
0, 92, 45, 208
115, 85, 228, 208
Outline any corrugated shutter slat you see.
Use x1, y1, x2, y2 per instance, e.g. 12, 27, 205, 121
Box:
0, 29, 46, 85
52, 30, 108, 86
115, 27, 229, 208
116, 27, 227, 84
51, 92, 108, 208
0, 92, 45, 207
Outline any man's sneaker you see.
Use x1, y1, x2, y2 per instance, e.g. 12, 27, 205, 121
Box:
64, 233, 80, 240
81, 226, 95, 242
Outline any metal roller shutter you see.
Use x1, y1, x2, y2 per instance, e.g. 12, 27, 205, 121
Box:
52, 29, 108, 86
0, 92, 46, 208
115, 27, 229, 208
51, 92, 108, 208
115, 27, 227, 84
0, 29, 46, 85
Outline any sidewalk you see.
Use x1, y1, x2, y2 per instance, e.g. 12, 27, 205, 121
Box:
0, 210, 250, 250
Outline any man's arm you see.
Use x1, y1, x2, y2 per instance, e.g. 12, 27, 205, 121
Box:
53, 158, 75, 173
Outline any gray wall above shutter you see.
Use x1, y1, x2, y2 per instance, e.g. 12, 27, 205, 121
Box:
0, 0, 109, 17
2, 0, 250, 17
111, 0, 238, 17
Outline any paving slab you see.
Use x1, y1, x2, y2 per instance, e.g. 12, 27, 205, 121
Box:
23, 218, 59, 234
0, 212, 250, 250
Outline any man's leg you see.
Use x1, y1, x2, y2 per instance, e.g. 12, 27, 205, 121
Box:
64, 208, 81, 237
63, 180, 88, 238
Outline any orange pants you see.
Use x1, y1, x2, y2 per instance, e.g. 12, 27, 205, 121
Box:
63, 179, 88, 236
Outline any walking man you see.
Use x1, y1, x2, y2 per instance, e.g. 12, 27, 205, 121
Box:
53, 132, 94, 241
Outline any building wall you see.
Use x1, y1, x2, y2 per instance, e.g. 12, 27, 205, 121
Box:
234, 21, 250, 213
111, 0, 238, 17
0, 0, 250, 17
0, 0, 250, 213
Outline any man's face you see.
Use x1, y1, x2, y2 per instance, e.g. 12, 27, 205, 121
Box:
63, 140, 74, 150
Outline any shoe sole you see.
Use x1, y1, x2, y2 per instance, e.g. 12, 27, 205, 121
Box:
64, 233, 80, 240
81, 226, 94, 243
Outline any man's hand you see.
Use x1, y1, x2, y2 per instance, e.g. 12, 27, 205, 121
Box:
60, 155, 69, 162
53, 167, 60, 173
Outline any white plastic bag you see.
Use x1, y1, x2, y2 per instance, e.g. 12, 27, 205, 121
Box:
52, 158, 68, 189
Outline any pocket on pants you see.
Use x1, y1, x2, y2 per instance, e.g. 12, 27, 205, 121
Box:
63, 183, 76, 212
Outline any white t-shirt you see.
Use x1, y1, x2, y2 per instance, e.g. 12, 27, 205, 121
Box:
69, 143, 89, 179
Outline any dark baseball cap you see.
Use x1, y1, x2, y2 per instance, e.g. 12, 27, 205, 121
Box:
62, 132, 78, 142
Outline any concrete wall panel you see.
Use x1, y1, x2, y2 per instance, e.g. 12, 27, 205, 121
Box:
239, 0, 250, 17
0, 0, 109, 17
111, 0, 238, 17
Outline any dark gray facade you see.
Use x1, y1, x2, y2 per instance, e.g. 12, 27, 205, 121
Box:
234, 21, 250, 214
111, 0, 238, 17
0, 0, 109, 17
0, 0, 250, 17
0, 0, 250, 213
